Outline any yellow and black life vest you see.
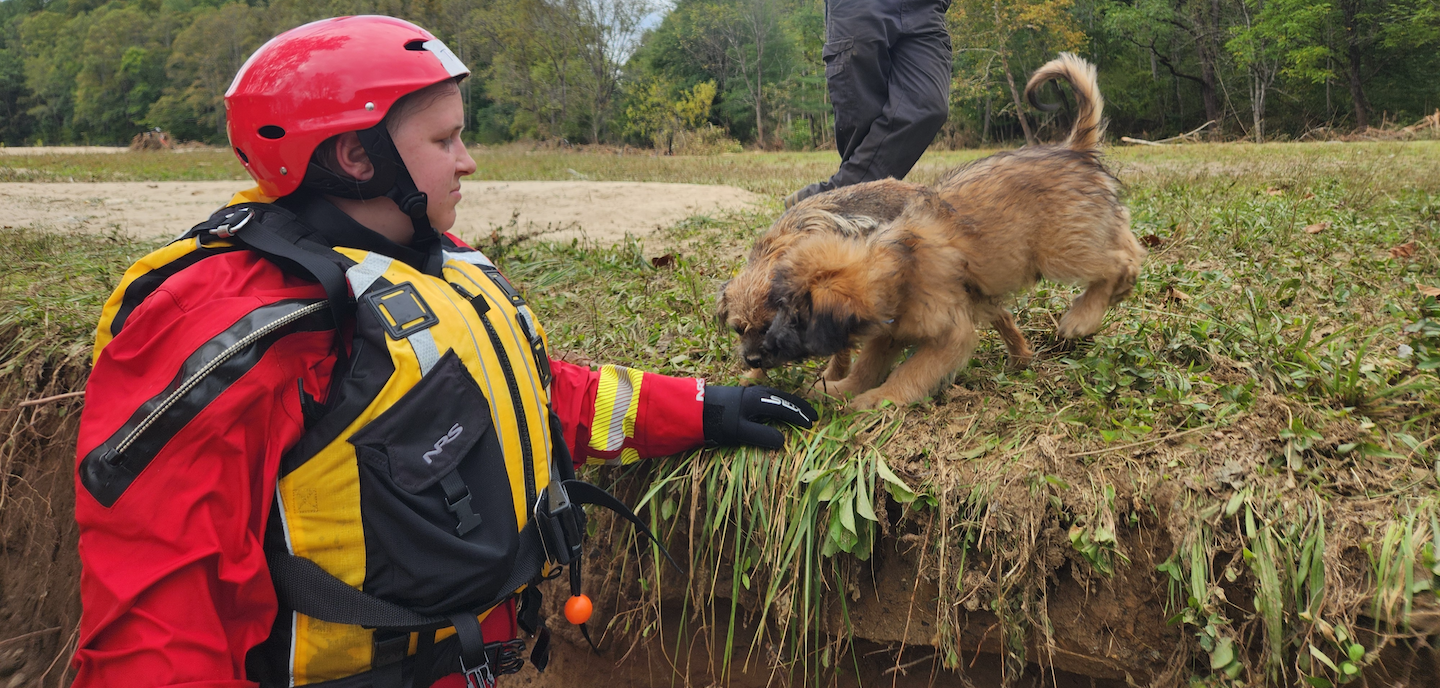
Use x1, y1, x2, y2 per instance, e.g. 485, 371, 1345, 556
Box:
88, 201, 674, 688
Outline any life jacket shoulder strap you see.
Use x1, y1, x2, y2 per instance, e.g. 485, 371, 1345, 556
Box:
225, 203, 357, 325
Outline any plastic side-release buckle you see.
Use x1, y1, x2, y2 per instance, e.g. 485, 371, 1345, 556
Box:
534, 483, 586, 567
460, 654, 497, 688
492, 638, 526, 675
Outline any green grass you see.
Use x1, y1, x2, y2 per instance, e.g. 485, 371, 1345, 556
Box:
0, 228, 143, 378
4, 141, 1440, 685
0, 149, 248, 182
480, 141, 1440, 685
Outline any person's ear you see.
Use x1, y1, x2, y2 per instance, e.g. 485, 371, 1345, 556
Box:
333, 131, 375, 182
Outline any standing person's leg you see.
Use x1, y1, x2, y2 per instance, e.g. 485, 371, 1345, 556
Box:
783, 0, 950, 207
828, 2, 951, 188
786, 0, 895, 206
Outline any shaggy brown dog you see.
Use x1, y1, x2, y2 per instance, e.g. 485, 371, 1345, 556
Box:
727, 53, 1145, 409
716, 178, 928, 383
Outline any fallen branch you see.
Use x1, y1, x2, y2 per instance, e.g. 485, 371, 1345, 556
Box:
1121, 120, 1216, 146
1402, 109, 1439, 134
883, 652, 938, 676
5, 390, 86, 410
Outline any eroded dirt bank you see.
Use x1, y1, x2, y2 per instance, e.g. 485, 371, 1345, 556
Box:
2, 401, 1437, 686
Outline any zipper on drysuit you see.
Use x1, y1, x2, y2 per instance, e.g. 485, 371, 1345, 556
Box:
447, 279, 538, 508
106, 299, 330, 462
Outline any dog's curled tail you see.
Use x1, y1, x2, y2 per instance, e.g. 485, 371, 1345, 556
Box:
1025, 53, 1105, 152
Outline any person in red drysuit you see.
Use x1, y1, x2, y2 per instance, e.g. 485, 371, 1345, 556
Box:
71, 15, 814, 688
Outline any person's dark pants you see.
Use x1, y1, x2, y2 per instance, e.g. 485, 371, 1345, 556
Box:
794, 0, 952, 204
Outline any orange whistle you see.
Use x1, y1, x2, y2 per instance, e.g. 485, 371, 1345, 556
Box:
564, 594, 593, 625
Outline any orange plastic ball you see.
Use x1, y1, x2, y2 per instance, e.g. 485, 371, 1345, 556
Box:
564, 594, 593, 625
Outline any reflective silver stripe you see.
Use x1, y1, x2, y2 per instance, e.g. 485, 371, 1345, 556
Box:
288, 610, 297, 688
346, 253, 393, 296
409, 328, 441, 376
423, 39, 468, 78
604, 368, 635, 451
274, 485, 298, 687
517, 305, 539, 341
443, 249, 495, 268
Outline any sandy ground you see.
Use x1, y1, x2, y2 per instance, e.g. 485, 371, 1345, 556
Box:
0, 180, 763, 245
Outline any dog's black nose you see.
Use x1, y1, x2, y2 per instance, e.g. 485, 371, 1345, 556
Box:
745, 355, 763, 367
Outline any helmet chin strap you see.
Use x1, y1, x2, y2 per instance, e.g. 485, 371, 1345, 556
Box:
303, 123, 435, 246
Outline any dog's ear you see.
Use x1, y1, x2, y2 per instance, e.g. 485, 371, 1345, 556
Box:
715, 279, 732, 328
802, 278, 861, 356
762, 275, 808, 362
771, 234, 873, 358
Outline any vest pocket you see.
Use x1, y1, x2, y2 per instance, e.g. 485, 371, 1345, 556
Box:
349, 349, 522, 616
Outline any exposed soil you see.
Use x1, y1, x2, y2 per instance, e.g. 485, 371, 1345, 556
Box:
4, 361, 1438, 687
0, 180, 762, 247
0, 369, 87, 687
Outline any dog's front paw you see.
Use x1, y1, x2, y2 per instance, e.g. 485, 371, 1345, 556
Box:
806, 377, 847, 401
1007, 350, 1035, 370
849, 389, 895, 410
738, 368, 769, 387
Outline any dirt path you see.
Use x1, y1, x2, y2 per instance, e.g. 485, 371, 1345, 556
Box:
0, 180, 763, 245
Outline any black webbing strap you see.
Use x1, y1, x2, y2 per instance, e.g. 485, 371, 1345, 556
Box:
233, 210, 355, 325
562, 480, 685, 575
371, 631, 407, 688
413, 630, 436, 688
266, 522, 547, 632
449, 612, 493, 688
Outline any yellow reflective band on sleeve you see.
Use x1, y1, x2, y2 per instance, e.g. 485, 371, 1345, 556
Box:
589, 365, 645, 454
228, 186, 277, 207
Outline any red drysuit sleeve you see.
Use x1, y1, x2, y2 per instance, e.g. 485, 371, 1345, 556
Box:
72, 253, 338, 687
547, 359, 707, 467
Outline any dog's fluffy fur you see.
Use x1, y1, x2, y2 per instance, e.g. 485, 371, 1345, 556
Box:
719, 53, 1146, 409
717, 178, 927, 384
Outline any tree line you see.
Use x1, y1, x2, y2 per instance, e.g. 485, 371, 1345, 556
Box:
0, 0, 1436, 148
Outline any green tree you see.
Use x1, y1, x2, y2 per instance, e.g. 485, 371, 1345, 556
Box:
950, 0, 1085, 144
627, 0, 806, 145
1101, 0, 1228, 130
18, 9, 86, 142
145, 2, 267, 142
624, 77, 716, 151
70, 5, 171, 143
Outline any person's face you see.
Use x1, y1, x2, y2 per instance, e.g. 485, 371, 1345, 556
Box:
389, 87, 476, 232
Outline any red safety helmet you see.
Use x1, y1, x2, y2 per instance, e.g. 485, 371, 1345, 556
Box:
225, 15, 469, 198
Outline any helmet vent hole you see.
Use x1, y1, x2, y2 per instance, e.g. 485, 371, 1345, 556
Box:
404, 39, 427, 51
233, 147, 249, 164
258, 125, 286, 140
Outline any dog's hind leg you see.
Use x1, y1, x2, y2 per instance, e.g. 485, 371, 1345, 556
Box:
852, 324, 979, 409
1057, 256, 1140, 338
989, 308, 1033, 369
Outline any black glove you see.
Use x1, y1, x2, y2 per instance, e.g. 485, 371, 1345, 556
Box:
702, 385, 817, 450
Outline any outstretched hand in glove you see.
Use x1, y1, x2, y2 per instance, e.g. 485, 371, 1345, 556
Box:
702, 385, 817, 450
